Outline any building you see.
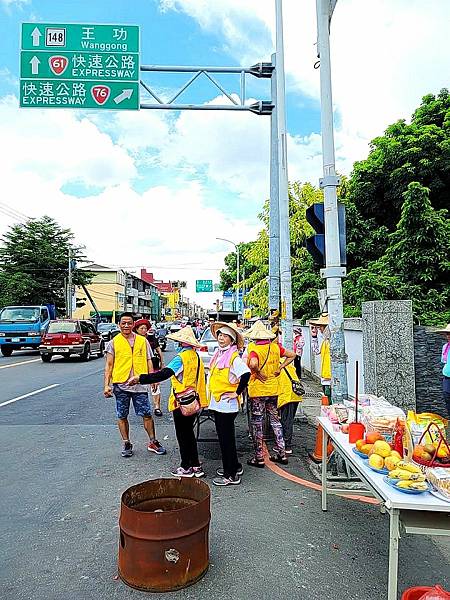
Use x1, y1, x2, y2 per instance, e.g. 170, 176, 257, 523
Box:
140, 269, 205, 321
125, 273, 161, 322
73, 264, 126, 322
141, 270, 178, 321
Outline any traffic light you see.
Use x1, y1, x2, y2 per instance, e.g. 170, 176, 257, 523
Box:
305, 202, 346, 266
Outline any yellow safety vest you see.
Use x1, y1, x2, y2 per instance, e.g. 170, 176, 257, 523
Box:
247, 341, 280, 398
168, 349, 208, 412
208, 351, 240, 403
321, 339, 331, 380
277, 363, 303, 408
111, 333, 148, 383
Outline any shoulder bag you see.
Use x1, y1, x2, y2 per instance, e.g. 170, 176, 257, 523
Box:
284, 367, 305, 397
173, 353, 201, 417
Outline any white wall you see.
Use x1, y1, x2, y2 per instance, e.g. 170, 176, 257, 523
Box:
297, 318, 364, 396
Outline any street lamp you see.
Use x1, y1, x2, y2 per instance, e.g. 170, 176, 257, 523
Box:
216, 237, 240, 314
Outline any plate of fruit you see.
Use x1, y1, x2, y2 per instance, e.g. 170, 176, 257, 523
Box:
353, 432, 390, 460
383, 461, 430, 494
352, 447, 369, 459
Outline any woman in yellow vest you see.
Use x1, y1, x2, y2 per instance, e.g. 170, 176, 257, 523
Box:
277, 362, 303, 455
207, 322, 250, 487
244, 321, 295, 467
309, 314, 332, 401
128, 326, 208, 478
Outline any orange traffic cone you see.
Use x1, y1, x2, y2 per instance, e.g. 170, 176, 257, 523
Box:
309, 395, 333, 463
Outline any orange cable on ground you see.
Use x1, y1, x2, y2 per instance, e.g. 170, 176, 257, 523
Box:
263, 444, 379, 506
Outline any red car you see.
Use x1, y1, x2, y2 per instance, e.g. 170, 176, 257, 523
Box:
39, 319, 104, 362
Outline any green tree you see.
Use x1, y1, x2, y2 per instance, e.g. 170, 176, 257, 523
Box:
348, 89, 450, 234
0, 216, 92, 312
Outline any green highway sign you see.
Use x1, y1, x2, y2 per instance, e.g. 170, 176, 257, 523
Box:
20, 80, 139, 109
196, 280, 213, 293
21, 50, 138, 80
21, 23, 139, 53
20, 23, 140, 110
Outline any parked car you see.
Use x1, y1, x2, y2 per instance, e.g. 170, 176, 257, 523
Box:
97, 322, 120, 342
169, 321, 182, 334
39, 319, 104, 362
198, 327, 219, 371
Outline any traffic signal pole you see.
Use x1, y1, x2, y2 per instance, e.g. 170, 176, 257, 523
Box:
316, 0, 348, 402
268, 52, 280, 316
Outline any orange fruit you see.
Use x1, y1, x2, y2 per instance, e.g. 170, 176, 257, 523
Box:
355, 439, 365, 451
361, 443, 374, 455
366, 432, 384, 444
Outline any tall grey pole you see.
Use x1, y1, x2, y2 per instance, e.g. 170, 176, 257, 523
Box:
316, 0, 348, 402
269, 52, 280, 314
236, 245, 240, 314
67, 248, 72, 319
275, 0, 293, 350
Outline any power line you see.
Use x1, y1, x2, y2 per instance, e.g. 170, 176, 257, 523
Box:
0, 202, 31, 222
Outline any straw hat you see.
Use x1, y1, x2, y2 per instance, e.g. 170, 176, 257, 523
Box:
435, 323, 450, 335
243, 320, 276, 340
167, 325, 203, 348
211, 321, 244, 350
309, 313, 329, 326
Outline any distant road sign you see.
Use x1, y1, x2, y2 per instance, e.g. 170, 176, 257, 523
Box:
196, 280, 213, 293
20, 23, 139, 110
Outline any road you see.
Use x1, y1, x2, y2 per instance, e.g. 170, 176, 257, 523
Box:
1, 346, 449, 600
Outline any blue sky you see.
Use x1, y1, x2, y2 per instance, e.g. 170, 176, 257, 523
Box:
1, 0, 449, 308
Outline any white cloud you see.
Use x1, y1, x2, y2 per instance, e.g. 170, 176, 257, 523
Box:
0, 95, 258, 308
160, 0, 450, 175
1, 0, 29, 8
1, 95, 137, 189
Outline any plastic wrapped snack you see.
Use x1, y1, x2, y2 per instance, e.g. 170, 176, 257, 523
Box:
362, 404, 406, 443
426, 467, 450, 500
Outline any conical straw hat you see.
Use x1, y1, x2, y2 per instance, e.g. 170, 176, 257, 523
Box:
167, 325, 203, 348
309, 313, 329, 326
210, 321, 245, 350
243, 320, 276, 340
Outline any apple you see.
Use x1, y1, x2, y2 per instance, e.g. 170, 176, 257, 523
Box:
341, 424, 349, 434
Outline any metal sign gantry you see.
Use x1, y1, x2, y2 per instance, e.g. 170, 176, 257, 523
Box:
139, 62, 274, 114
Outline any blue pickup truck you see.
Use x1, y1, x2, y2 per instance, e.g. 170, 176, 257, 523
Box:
0, 304, 56, 357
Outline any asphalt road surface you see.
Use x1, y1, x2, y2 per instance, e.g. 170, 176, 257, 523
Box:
1, 346, 449, 600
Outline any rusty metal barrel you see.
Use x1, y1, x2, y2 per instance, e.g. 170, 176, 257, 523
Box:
118, 478, 210, 592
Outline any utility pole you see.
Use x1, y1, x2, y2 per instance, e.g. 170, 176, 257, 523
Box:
275, 0, 293, 350
269, 52, 280, 316
67, 248, 73, 319
216, 237, 240, 314
316, 0, 348, 402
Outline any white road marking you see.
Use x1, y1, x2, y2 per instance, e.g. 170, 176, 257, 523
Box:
0, 384, 60, 408
0, 358, 41, 370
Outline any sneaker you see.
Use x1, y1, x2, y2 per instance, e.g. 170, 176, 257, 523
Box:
147, 440, 167, 455
121, 441, 133, 458
212, 475, 241, 487
154, 408, 163, 417
285, 448, 293, 456
192, 466, 205, 478
216, 464, 244, 477
171, 466, 195, 477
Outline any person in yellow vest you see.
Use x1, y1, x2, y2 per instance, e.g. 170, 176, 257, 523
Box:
103, 312, 166, 458
207, 322, 250, 486
244, 320, 295, 467
309, 313, 331, 402
277, 362, 303, 455
128, 326, 208, 478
